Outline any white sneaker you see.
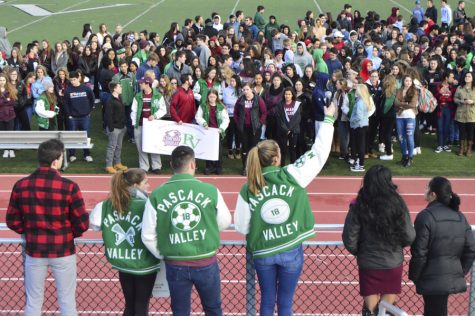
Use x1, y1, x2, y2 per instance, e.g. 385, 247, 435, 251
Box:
85, 156, 93, 163
416, 147, 422, 155
380, 154, 393, 161
3, 150, 9, 158
70, 156, 77, 163
9, 150, 15, 158
378, 143, 385, 153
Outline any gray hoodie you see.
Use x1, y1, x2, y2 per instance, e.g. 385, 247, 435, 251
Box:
293, 41, 313, 72
0, 27, 12, 58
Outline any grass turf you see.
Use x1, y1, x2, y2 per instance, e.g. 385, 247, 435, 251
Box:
1, 0, 475, 175
2, 106, 475, 176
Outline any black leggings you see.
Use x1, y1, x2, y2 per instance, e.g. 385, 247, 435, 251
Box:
351, 126, 368, 166
380, 115, 395, 155
458, 121, 475, 141
226, 119, 241, 150
423, 294, 448, 316
119, 271, 157, 316
277, 131, 299, 166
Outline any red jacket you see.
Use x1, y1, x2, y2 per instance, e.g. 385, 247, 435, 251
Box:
170, 86, 196, 123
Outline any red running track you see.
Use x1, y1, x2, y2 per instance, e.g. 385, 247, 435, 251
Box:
1, 174, 475, 240
0, 174, 474, 315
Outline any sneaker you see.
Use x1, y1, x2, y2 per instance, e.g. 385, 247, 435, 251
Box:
338, 155, 346, 160
350, 164, 365, 172
114, 163, 128, 171
9, 150, 15, 158
346, 158, 355, 165
227, 151, 234, 159
241, 169, 247, 176
378, 143, 385, 153
204, 168, 212, 175
379, 154, 393, 161
128, 138, 136, 144
3, 150, 9, 158
70, 156, 77, 163
85, 156, 93, 163
235, 152, 242, 159
105, 166, 117, 174
151, 169, 161, 175
434, 146, 443, 153
94, 98, 101, 104
417, 147, 422, 155
443, 145, 452, 152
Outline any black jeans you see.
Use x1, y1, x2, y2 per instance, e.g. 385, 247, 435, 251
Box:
239, 126, 261, 169
423, 294, 448, 316
351, 126, 368, 166
380, 115, 395, 155
0, 119, 15, 131
367, 114, 380, 153
118, 271, 157, 316
226, 119, 241, 151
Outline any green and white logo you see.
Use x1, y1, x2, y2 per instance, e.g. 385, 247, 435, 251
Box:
171, 202, 201, 231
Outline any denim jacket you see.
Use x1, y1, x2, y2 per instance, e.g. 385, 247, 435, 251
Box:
349, 97, 369, 129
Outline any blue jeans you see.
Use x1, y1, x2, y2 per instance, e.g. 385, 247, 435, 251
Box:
338, 120, 350, 156
437, 106, 452, 147
166, 260, 222, 316
253, 245, 304, 316
396, 118, 416, 159
68, 115, 91, 157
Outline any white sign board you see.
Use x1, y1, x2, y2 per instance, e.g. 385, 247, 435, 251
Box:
142, 120, 220, 161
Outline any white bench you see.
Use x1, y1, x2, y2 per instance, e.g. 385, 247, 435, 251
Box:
0, 131, 94, 170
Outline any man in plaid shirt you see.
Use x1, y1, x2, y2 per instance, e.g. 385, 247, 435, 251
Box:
6, 139, 89, 316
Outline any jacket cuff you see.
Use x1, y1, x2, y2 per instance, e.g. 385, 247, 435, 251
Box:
324, 115, 335, 125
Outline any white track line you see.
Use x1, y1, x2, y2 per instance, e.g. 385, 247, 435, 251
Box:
312, 0, 323, 14
123, 0, 166, 28
387, 0, 412, 14
229, 0, 240, 16
9, 0, 91, 33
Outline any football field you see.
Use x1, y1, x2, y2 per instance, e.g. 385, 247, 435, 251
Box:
2, 0, 475, 47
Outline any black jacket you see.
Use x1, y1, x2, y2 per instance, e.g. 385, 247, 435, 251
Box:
105, 95, 125, 132
343, 203, 415, 269
275, 100, 302, 135
409, 201, 475, 295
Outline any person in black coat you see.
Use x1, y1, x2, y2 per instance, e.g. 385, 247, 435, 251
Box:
275, 87, 302, 165
343, 165, 415, 316
409, 176, 475, 316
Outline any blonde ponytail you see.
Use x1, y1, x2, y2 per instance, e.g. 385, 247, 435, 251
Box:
110, 168, 146, 214
246, 140, 280, 195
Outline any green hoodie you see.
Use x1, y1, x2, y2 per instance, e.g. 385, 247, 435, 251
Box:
313, 49, 328, 74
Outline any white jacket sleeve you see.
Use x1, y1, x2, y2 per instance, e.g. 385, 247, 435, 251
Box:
153, 96, 167, 119
89, 202, 103, 231
219, 108, 230, 131
195, 106, 206, 127
216, 189, 231, 231
286, 117, 334, 188
234, 192, 251, 235
131, 97, 138, 127
35, 100, 56, 119
141, 199, 163, 259
193, 83, 202, 102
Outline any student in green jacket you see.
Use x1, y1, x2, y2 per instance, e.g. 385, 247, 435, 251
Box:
142, 146, 231, 316
234, 102, 336, 316
35, 81, 59, 131
90, 168, 160, 316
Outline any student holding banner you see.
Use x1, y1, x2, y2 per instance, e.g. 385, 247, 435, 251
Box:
195, 89, 230, 174
131, 76, 166, 174
90, 168, 160, 316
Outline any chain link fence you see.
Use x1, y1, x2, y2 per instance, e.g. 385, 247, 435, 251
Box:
0, 238, 472, 315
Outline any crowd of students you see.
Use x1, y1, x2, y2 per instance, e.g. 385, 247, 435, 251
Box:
1, 1, 475, 173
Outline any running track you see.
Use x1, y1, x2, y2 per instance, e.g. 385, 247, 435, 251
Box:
0, 175, 474, 315
1, 174, 475, 240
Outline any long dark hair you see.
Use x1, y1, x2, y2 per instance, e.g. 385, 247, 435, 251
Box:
353, 165, 409, 248
428, 177, 461, 211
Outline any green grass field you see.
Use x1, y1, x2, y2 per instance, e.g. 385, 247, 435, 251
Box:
1, 0, 475, 176
2, 0, 475, 46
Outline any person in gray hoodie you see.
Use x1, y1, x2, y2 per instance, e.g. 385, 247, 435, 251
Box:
0, 27, 12, 58
293, 42, 314, 73
166, 51, 191, 85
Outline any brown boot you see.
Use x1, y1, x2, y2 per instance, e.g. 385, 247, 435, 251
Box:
466, 141, 473, 157
458, 140, 465, 156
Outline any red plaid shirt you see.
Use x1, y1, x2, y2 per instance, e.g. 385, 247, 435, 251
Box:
6, 167, 89, 258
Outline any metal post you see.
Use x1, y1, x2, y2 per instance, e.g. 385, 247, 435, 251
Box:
469, 232, 475, 316
246, 251, 256, 316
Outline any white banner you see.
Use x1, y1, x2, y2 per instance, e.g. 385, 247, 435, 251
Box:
142, 120, 220, 160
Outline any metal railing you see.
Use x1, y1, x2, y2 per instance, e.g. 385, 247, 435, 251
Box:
0, 224, 472, 315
